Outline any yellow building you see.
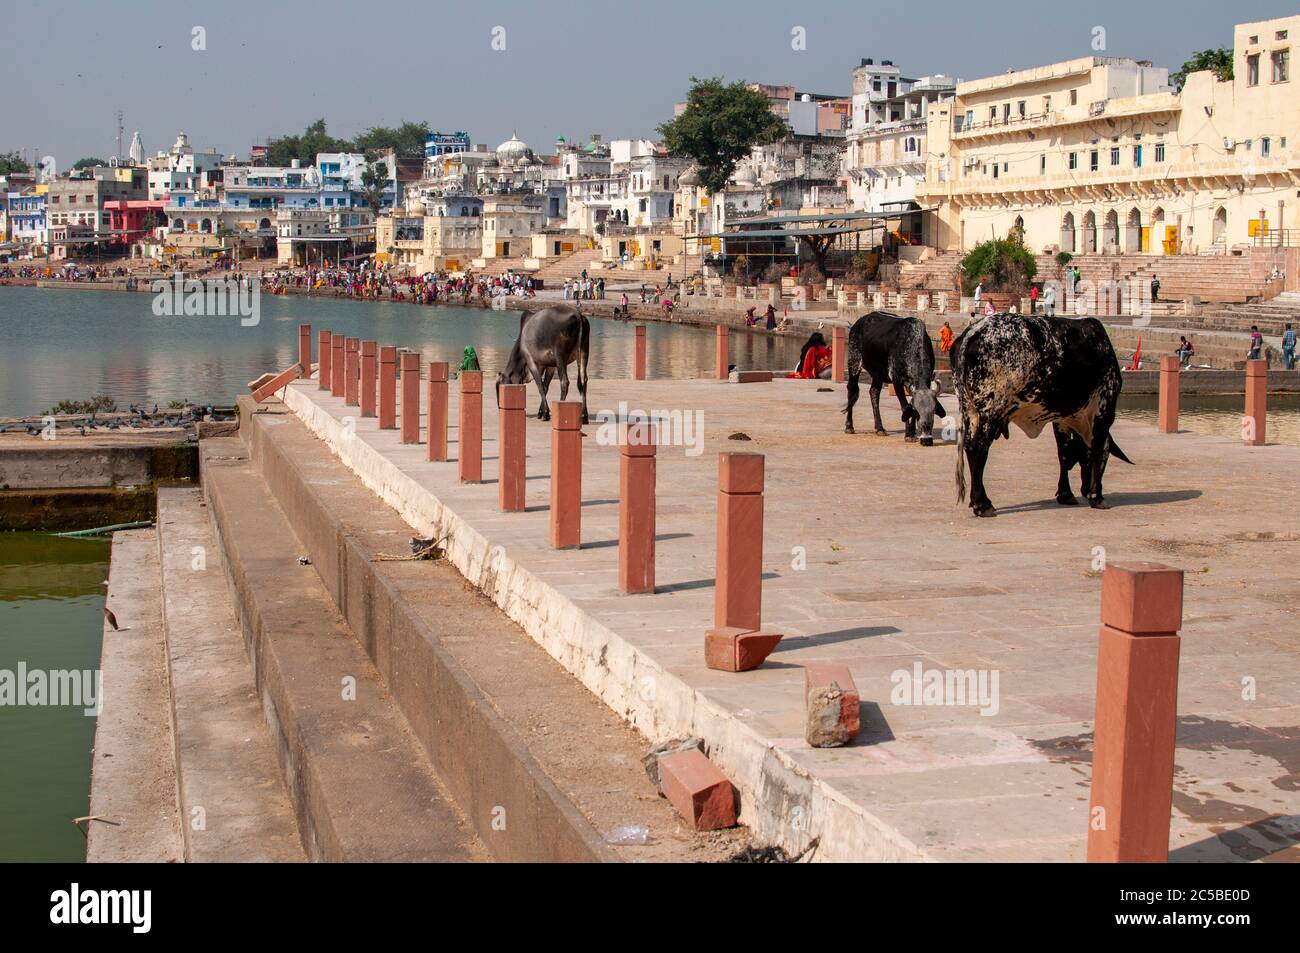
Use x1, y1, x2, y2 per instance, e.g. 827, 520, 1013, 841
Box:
917, 15, 1300, 256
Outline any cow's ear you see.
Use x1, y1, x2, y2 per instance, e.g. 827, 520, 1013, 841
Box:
935, 400, 948, 419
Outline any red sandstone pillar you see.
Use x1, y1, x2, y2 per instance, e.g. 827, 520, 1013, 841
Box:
318, 330, 332, 390
399, 351, 420, 444
379, 346, 397, 429
618, 421, 656, 593
832, 326, 846, 383
498, 383, 527, 512
1244, 358, 1266, 446
360, 341, 377, 417
704, 453, 783, 672
344, 338, 360, 406
330, 333, 345, 398
298, 324, 312, 380
633, 325, 647, 380
426, 362, 449, 461
715, 324, 729, 380
1087, 562, 1184, 863
459, 371, 483, 483
1157, 355, 1179, 433
550, 401, 583, 549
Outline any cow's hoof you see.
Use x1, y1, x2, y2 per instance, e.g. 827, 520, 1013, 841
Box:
1089, 498, 1110, 510
875, 428, 888, 436
919, 437, 933, 447
973, 503, 998, 518
1056, 493, 1079, 506
845, 426, 855, 434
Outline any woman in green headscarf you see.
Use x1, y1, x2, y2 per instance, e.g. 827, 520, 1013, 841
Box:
459, 346, 481, 372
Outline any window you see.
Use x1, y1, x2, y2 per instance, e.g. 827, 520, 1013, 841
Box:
1110, 147, 1120, 166
992, 162, 998, 179
965, 109, 973, 128
1043, 96, 1052, 114
1273, 49, 1289, 83
1090, 150, 1099, 172
1262, 137, 1271, 157
1155, 142, 1166, 162
1134, 145, 1142, 167
1278, 30, 1289, 40
1068, 152, 1078, 170
1040, 155, 1047, 173
1248, 53, 1260, 85
1069, 89, 1078, 105
1017, 100, 1026, 118
988, 106, 996, 122
1002, 103, 1011, 122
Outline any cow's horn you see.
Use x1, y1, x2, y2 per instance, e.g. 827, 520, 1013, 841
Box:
930, 379, 940, 392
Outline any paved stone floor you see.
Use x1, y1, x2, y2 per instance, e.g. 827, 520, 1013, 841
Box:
282, 370, 1300, 862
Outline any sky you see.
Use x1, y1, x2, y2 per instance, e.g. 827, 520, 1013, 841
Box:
2, 0, 1296, 167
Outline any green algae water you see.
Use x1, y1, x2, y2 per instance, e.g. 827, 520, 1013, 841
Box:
0, 286, 804, 417
0, 532, 110, 862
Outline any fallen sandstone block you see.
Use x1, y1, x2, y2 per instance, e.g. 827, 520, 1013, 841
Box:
659, 748, 736, 831
804, 663, 860, 748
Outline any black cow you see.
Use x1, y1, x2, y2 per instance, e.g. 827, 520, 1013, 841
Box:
950, 313, 1132, 517
844, 311, 946, 445
497, 305, 591, 423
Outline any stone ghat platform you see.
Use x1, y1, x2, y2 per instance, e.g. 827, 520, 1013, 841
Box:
279, 372, 1300, 862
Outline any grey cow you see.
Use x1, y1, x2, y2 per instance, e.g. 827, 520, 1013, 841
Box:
496, 304, 591, 423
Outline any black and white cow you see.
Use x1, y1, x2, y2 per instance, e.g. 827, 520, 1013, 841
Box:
950, 313, 1132, 517
844, 311, 946, 445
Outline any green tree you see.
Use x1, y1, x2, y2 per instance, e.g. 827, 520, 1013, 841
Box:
657, 77, 788, 194
73, 157, 107, 170
354, 120, 431, 158
960, 234, 1037, 296
360, 158, 389, 214
0, 151, 31, 174
267, 119, 354, 167
1171, 48, 1233, 90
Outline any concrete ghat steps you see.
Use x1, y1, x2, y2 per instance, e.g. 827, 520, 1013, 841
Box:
234, 401, 720, 862
154, 487, 306, 862
87, 530, 185, 863
200, 437, 488, 862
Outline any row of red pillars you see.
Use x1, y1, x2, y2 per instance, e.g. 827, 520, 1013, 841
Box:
1158, 356, 1268, 446
299, 323, 1184, 858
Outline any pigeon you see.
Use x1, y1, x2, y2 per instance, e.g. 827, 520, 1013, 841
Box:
102, 607, 129, 631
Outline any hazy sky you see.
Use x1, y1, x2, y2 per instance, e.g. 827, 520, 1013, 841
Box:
2, 0, 1295, 166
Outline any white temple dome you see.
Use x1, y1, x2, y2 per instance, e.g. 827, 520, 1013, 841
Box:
496, 132, 530, 163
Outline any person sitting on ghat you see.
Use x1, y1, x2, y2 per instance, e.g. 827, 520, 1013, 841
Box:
1176, 335, 1195, 369
745, 306, 758, 327
789, 331, 829, 379
459, 346, 481, 373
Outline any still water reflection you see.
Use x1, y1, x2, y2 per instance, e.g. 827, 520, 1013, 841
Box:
0, 287, 804, 416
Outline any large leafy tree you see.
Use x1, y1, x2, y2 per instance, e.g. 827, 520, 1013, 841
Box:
267, 119, 354, 167
1171, 48, 1233, 90
73, 157, 106, 170
354, 120, 431, 158
657, 77, 788, 194
0, 151, 31, 174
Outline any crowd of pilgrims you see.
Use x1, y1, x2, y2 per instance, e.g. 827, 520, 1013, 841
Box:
254, 263, 540, 305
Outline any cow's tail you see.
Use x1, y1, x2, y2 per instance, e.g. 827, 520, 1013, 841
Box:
1108, 435, 1133, 465
955, 423, 967, 503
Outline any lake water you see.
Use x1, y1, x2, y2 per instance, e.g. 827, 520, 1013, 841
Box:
0, 286, 804, 417
1119, 392, 1300, 447
0, 533, 109, 862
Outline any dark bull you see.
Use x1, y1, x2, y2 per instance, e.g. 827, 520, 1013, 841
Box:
950, 313, 1133, 517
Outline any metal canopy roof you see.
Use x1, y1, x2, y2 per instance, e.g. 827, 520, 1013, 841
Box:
696, 223, 886, 240
718, 205, 934, 229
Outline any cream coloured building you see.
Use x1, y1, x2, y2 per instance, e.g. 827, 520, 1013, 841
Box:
917, 15, 1300, 256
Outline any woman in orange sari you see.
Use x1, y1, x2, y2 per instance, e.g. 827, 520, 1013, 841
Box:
939, 321, 954, 353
